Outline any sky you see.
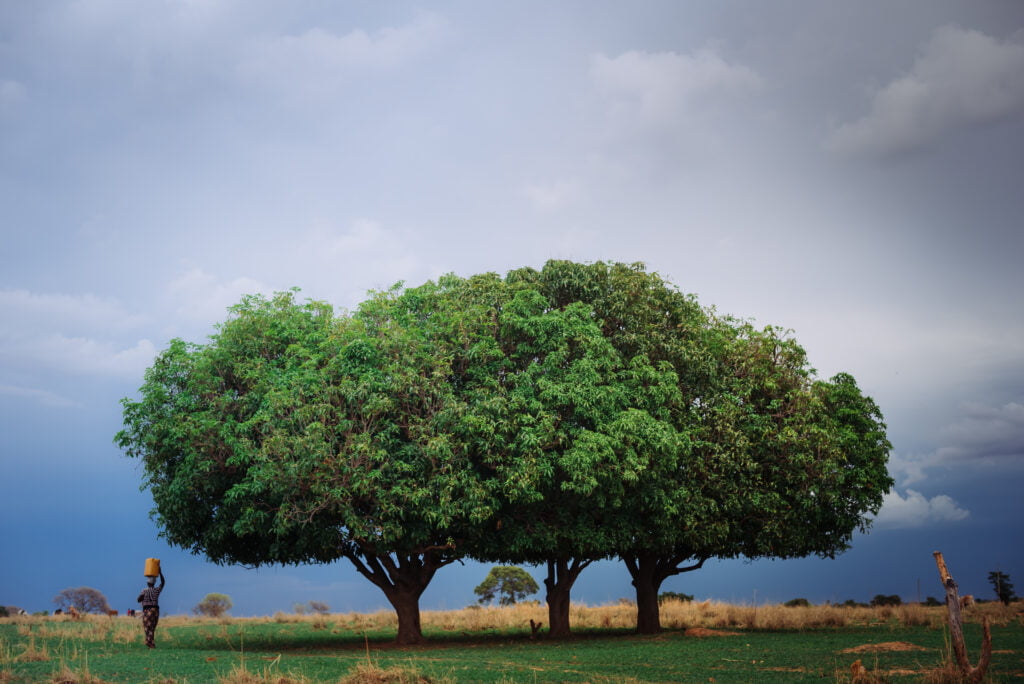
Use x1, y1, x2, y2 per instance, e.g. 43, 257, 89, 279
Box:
2, 1, 1023, 618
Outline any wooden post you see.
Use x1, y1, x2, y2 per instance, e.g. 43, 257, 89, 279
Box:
933, 551, 992, 683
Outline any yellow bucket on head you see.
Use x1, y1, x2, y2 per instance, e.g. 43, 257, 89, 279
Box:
144, 558, 161, 577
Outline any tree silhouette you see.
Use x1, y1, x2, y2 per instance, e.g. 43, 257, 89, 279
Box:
988, 571, 1017, 605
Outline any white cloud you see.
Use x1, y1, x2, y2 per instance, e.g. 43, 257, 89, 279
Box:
873, 488, 970, 529
521, 179, 583, 211
33, 335, 157, 377
0, 333, 156, 378
590, 48, 762, 127
829, 26, 1024, 156
0, 288, 155, 380
0, 289, 145, 333
166, 267, 269, 324
290, 219, 430, 306
238, 13, 449, 93
0, 384, 76, 408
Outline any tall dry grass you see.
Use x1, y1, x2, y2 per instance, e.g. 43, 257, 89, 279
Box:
154, 598, 1008, 634
2, 598, 1015, 637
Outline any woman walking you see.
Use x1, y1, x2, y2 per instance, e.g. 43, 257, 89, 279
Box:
136, 568, 165, 648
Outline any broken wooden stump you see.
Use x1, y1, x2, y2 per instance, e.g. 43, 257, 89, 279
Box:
933, 550, 991, 683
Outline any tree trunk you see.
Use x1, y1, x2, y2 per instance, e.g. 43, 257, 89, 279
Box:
344, 546, 452, 645
544, 557, 592, 639
627, 553, 664, 634
624, 553, 707, 635
546, 578, 572, 639
385, 588, 426, 646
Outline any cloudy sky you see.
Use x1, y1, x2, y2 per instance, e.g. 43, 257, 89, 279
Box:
2, 1, 1023, 617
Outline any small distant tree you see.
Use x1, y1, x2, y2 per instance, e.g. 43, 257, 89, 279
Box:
193, 593, 233, 617
988, 571, 1017, 606
924, 596, 943, 607
474, 566, 540, 606
784, 598, 811, 607
308, 601, 330, 615
53, 587, 110, 614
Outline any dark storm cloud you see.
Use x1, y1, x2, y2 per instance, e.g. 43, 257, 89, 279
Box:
2, 0, 1023, 615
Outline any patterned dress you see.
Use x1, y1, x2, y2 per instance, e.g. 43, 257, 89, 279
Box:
137, 578, 164, 648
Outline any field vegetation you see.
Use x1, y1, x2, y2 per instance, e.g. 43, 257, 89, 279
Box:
1, 599, 1021, 682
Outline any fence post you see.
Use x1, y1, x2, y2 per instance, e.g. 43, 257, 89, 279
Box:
933, 551, 991, 683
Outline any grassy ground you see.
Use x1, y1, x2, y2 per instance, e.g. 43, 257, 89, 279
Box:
1, 601, 1021, 682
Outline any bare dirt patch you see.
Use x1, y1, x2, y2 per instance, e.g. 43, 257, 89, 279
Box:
684, 628, 741, 638
841, 641, 929, 654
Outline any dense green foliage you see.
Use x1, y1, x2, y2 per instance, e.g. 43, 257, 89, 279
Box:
117, 260, 892, 642
474, 566, 540, 605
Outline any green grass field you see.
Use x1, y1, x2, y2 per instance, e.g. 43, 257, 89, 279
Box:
2, 602, 1021, 682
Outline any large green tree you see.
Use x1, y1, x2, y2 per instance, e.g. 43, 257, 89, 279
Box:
619, 318, 892, 633
117, 287, 499, 644
118, 261, 891, 643
483, 261, 891, 635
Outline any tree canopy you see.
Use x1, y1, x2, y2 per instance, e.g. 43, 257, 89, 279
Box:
194, 593, 233, 618
53, 587, 110, 614
474, 566, 540, 606
117, 260, 892, 642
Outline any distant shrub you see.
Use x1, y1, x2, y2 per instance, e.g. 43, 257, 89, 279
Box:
924, 596, 943, 607
658, 592, 693, 604
0, 606, 8, 617
193, 593, 233, 618
784, 598, 810, 607
308, 601, 330, 615
870, 594, 902, 607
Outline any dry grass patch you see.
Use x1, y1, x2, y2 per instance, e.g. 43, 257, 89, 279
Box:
49, 659, 107, 684
338, 662, 440, 683
16, 636, 50, 662
841, 641, 930, 654
683, 627, 741, 637
217, 660, 310, 684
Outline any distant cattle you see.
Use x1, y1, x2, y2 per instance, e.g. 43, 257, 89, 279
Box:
959, 595, 975, 609
68, 606, 82, 620
106, 609, 119, 617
